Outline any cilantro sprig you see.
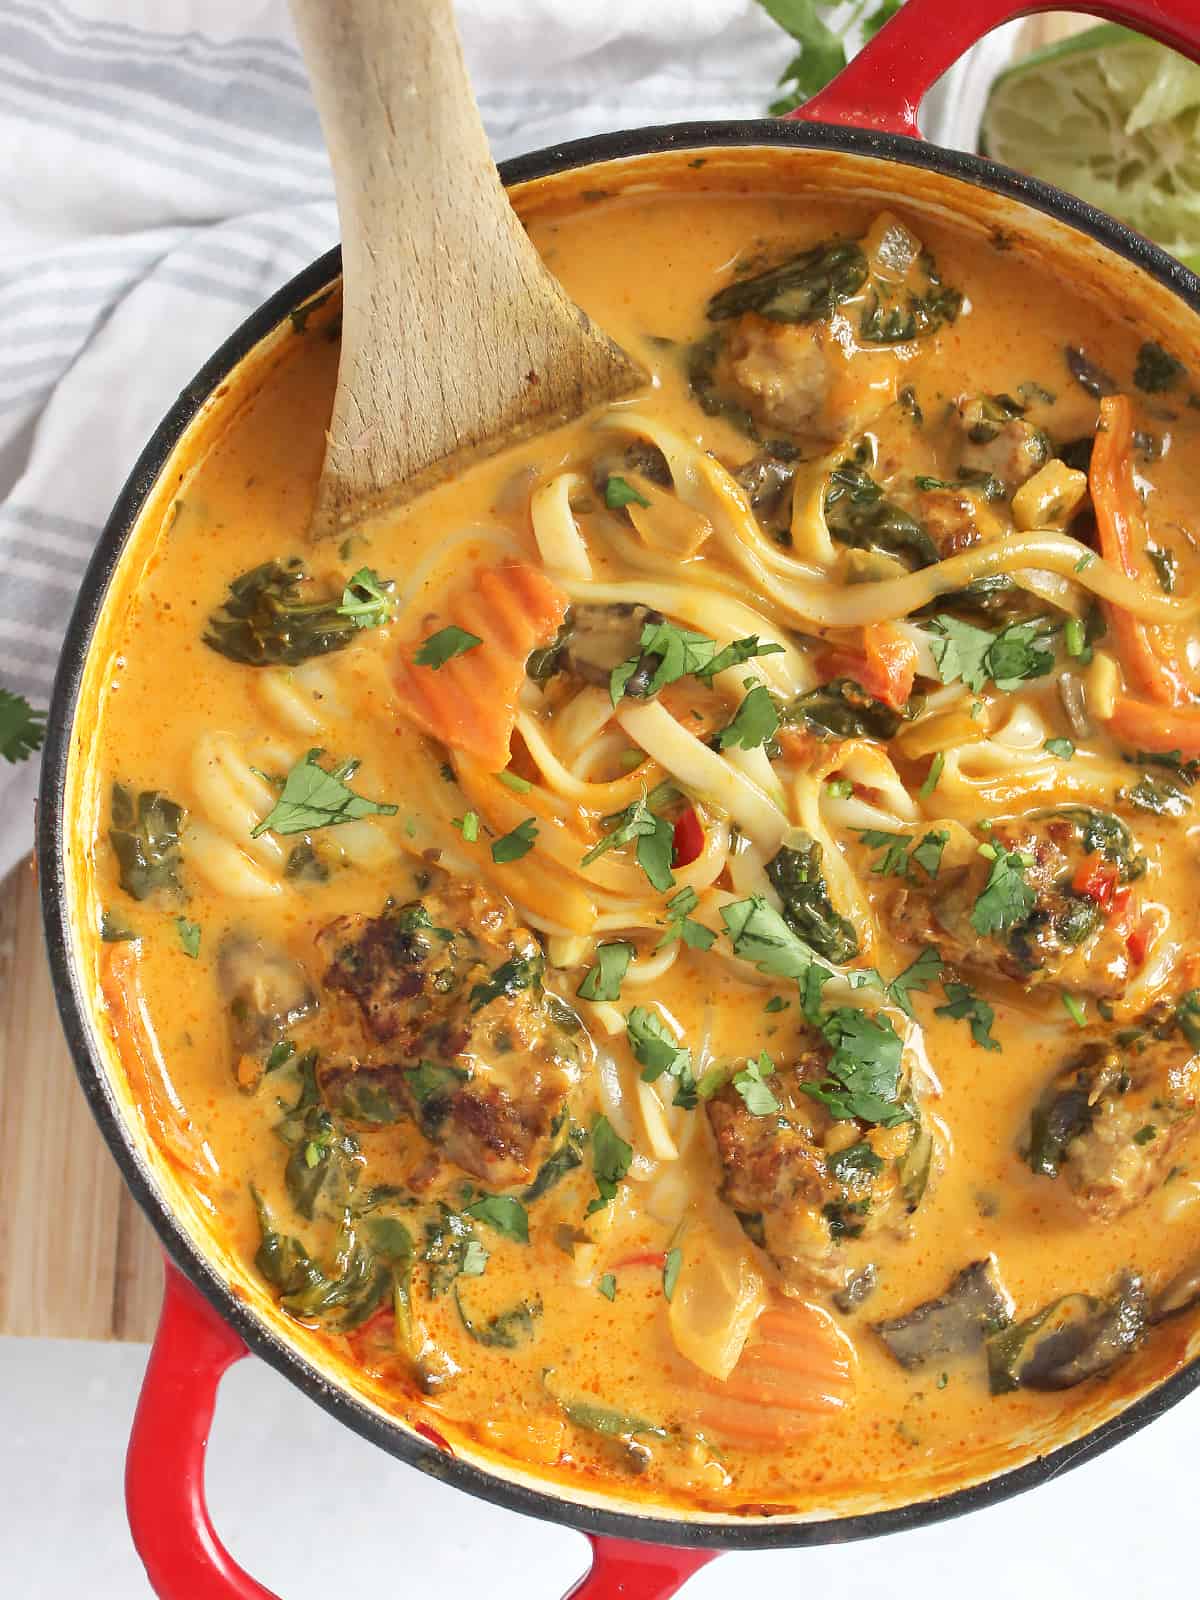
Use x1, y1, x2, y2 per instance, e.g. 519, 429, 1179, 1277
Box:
587, 1114, 633, 1214
627, 1006, 696, 1107
970, 844, 1035, 936
656, 886, 715, 951
860, 828, 948, 880
0, 688, 45, 763
609, 619, 783, 706
577, 942, 635, 1003
928, 614, 1057, 693
580, 786, 676, 891
413, 624, 483, 670
733, 1051, 781, 1115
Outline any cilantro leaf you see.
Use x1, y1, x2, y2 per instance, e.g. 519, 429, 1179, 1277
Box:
463, 1194, 529, 1244
252, 749, 398, 837
627, 1006, 696, 1106
970, 847, 1035, 936
656, 885, 716, 951
733, 1050, 781, 1115
803, 1008, 909, 1127
336, 567, 393, 629
491, 818, 538, 863
577, 941, 635, 1002
598, 1272, 617, 1300
174, 917, 201, 958
716, 682, 780, 750
0, 688, 46, 763
887, 946, 942, 1018
413, 625, 483, 669
860, 828, 947, 880
720, 895, 826, 983
929, 614, 1055, 693
610, 620, 717, 705
580, 789, 675, 892
587, 1114, 633, 1214
759, 0, 847, 111
934, 979, 1000, 1051
605, 474, 650, 510
1044, 738, 1075, 761
695, 635, 785, 683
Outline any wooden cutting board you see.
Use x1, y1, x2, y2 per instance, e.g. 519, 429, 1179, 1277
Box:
0, 854, 162, 1340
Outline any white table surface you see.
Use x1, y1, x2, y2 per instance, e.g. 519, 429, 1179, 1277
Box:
4, 1331, 1197, 1597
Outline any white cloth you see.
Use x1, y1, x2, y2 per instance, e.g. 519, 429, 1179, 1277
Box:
0, 0, 1011, 877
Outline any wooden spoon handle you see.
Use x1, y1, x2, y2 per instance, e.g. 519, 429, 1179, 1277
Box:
289, 0, 643, 537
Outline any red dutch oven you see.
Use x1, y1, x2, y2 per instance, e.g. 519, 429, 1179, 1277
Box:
37, 2, 1200, 1596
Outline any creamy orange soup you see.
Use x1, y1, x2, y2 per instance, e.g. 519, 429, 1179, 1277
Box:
75, 157, 1200, 1515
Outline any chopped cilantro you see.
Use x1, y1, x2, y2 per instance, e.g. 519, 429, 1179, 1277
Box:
732, 1051, 780, 1115
609, 620, 782, 704
627, 1006, 695, 1106
174, 917, 201, 958
860, 828, 947, 880
929, 614, 1055, 693
413, 624, 483, 669
587, 1114, 633, 1214
251, 749, 397, 837
336, 567, 393, 629
803, 1008, 909, 1127
491, 818, 538, 863
970, 846, 1035, 936
577, 941, 635, 1003
463, 1194, 529, 1244
720, 895, 826, 984
598, 1272, 617, 1300
1133, 1123, 1158, 1145
469, 953, 543, 1011
580, 789, 675, 892
1044, 738, 1075, 761
764, 994, 790, 1013
935, 980, 1000, 1051
716, 682, 780, 750
887, 946, 943, 1018
656, 885, 715, 951
0, 688, 46, 763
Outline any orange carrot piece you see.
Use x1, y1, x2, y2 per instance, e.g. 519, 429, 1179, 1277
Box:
1091, 394, 1193, 705
817, 622, 917, 710
394, 561, 568, 769
692, 1297, 855, 1446
1105, 691, 1200, 759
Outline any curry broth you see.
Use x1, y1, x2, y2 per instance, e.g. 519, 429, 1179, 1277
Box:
76, 163, 1200, 1514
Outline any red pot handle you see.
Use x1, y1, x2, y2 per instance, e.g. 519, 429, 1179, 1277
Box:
128, 1262, 716, 1599
794, 0, 1200, 138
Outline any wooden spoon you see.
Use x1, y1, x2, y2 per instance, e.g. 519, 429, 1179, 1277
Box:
289, 0, 646, 539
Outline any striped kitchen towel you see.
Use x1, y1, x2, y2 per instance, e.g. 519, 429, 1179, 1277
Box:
0, 0, 999, 878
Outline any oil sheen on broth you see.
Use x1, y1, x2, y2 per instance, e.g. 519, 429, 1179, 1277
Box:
81, 177, 1200, 1514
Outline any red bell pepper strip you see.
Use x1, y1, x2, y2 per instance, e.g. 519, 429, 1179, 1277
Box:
672, 806, 705, 867
1091, 394, 1192, 705
817, 622, 917, 710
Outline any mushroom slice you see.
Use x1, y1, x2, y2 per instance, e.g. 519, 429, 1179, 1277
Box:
986, 1271, 1147, 1394
873, 1258, 1012, 1371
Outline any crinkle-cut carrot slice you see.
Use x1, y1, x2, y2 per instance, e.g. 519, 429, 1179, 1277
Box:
394, 561, 568, 770
99, 943, 217, 1187
691, 1297, 855, 1446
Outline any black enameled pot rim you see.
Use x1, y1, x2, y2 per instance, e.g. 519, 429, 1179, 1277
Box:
36, 117, 1200, 1553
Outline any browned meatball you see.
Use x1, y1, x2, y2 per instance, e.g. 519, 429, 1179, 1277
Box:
886, 808, 1146, 1000
956, 394, 1050, 490
717, 314, 897, 442
1027, 1013, 1200, 1219
314, 881, 579, 1188
705, 1041, 926, 1292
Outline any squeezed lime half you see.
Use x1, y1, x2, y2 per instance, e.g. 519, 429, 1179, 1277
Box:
981, 23, 1200, 270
